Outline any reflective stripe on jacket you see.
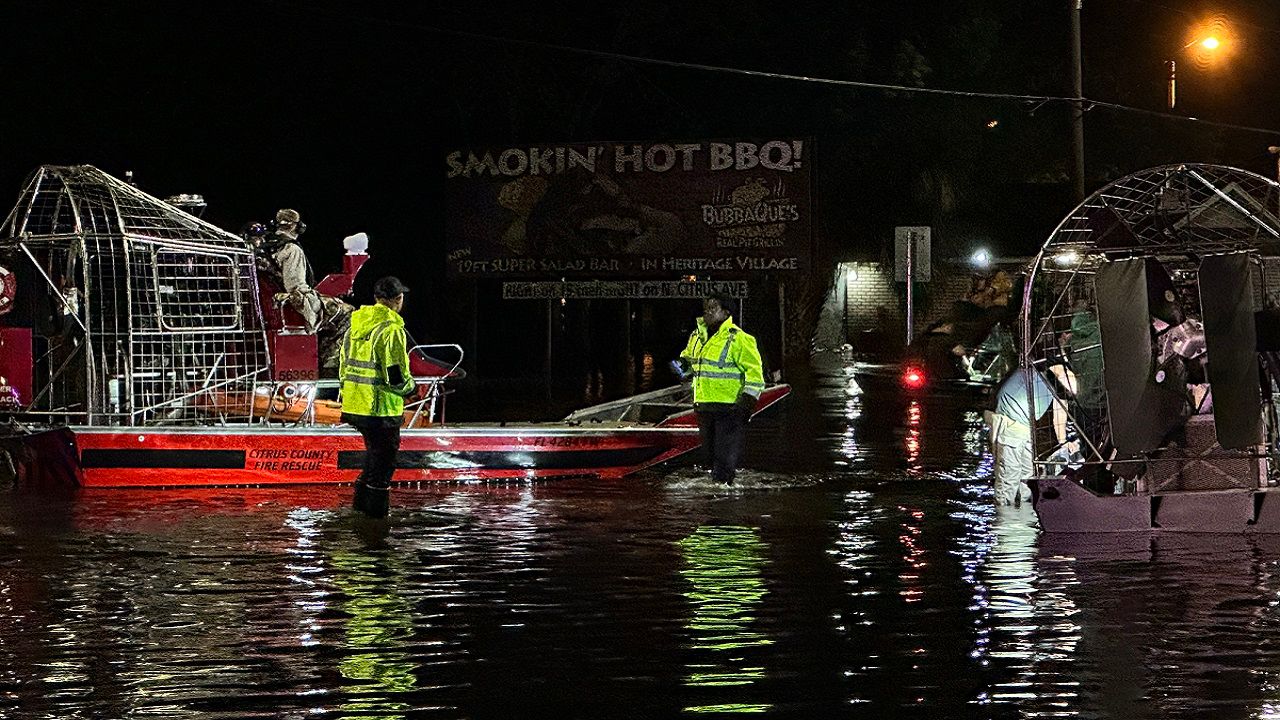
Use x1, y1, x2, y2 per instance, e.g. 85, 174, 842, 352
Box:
679, 316, 765, 405
339, 304, 416, 417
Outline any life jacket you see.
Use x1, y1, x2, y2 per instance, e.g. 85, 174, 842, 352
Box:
679, 316, 765, 406
339, 304, 416, 417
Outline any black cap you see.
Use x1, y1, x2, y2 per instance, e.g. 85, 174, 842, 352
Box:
373, 276, 411, 299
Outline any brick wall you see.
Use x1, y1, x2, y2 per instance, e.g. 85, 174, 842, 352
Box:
843, 262, 977, 337
843, 262, 899, 336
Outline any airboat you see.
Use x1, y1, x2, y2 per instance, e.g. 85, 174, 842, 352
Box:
849, 325, 1014, 400
1021, 164, 1280, 532
0, 166, 788, 490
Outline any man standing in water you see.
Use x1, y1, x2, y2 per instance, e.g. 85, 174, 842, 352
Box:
987, 363, 1076, 506
676, 291, 766, 484
340, 276, 417, 518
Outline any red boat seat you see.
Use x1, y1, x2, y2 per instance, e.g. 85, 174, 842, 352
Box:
409, 349, 465, 380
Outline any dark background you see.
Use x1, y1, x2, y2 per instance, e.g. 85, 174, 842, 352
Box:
3, 0, 1278, 403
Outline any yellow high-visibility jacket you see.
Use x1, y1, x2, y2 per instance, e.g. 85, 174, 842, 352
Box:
339, 304, 416, 417
680, 316, 765, 406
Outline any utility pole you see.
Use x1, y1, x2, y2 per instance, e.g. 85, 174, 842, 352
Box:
1069, 0, 1086, 202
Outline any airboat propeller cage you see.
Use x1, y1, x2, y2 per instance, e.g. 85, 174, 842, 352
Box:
0, 165, 270, 426
1022, 164, 1280, 489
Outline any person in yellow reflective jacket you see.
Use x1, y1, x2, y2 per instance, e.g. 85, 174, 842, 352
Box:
340, 276, 417, 518
675, 291, 766, 484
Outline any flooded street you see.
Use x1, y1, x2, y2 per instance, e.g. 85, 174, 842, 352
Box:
5, 356, 1280, 718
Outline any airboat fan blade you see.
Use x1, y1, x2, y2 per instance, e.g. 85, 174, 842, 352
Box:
1200, 253, 1264, 449
1096, 259, 1159, 455
1096, 259, 1189, 455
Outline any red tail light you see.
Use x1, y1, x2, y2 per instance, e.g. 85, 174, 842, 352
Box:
901, 366, 926, 389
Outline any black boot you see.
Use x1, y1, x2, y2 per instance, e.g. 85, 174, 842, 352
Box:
351, 479, 370, 513
360, 486, 390, 519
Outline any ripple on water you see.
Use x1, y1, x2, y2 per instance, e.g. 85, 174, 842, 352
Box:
662, 467, 828, 493
7, 356, 1280, 717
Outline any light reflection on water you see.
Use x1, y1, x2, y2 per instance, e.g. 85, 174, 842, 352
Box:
7, 357, 1280, 716
904, 400, 922, 474
679, 525, 772, 714
332, 547, 419, 719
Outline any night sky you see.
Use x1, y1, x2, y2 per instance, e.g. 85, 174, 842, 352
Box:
3, 0, 1279, 349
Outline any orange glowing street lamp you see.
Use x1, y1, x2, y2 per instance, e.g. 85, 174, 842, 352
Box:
1167, 21, 1230, 110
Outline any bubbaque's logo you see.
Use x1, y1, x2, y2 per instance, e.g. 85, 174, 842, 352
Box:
700, 178, 800, 249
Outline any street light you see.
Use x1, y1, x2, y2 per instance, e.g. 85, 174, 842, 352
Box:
1168, 23, 1230, 110
1068, 7, 1230, 198
970, 248, 993, 269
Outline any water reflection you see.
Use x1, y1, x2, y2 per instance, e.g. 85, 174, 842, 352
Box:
974, 509, 1083, 714
283, 508, 330, 650
330, 543, 418, 719
897, 506, 927, 603
961, 410, 989, 478
904, 400, 922, 474
16, 357, 1280, 717
678, 525, 773, 714
831, 489, 882, 707
833, 489, 879, 589
1041, 534, 1280, 718
836, 369, 863, 468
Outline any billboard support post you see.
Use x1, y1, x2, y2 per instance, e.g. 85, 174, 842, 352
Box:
906, 237, 914, 344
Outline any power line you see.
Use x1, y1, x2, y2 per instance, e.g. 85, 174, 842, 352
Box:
427, 22, 1280, 135
263, 1, 1280, 138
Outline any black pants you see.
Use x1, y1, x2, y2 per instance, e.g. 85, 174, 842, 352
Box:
697, 406, 746, 483
347, 417, 401, 490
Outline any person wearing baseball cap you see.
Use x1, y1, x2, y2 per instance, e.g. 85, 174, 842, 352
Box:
340, 276, 415, 518
373, 276, 411, 300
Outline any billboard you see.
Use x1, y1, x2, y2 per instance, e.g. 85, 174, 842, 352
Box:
444, 139, 812, 278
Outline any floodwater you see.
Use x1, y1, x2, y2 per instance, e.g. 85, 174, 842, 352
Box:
4, 357, 1280, 718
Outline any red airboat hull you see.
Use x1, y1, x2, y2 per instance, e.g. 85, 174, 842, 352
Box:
70, 425, 703, 488
4, 384, 789, 489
